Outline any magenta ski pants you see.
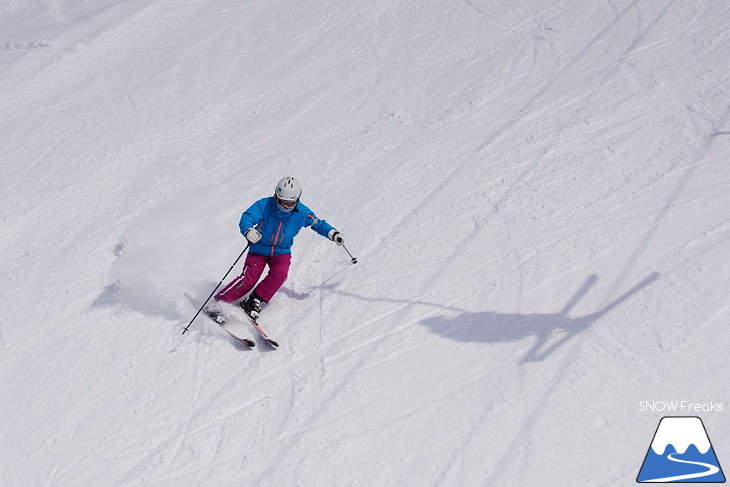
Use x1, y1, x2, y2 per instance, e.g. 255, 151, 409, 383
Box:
216, 253, 291, 304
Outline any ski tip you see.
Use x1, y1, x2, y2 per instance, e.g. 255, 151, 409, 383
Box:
242, 339, 256, 347
267, 339, 280, 348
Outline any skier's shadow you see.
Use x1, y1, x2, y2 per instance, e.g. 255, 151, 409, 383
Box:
422, 272, 659, 363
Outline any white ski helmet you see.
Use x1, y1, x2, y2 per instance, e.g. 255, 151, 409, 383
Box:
274, 177, 302, 212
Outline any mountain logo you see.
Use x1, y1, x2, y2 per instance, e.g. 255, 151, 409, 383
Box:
637, 416, 726, 483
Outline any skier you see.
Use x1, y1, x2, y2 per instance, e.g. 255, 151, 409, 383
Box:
205, 177, 344, 322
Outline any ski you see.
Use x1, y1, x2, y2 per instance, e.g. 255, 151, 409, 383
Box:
184, 293, 256, 348
219, 321, 257, 348
238, 309, 279, 348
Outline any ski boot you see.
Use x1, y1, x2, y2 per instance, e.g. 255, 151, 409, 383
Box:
240, 292, 264, 321
203, 299, 226, 325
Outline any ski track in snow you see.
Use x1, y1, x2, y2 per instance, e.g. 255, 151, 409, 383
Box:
1, 0, 729, 485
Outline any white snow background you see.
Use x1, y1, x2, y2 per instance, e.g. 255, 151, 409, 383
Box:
1, 1, 729, 486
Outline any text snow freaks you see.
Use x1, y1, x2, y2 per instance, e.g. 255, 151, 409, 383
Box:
639, 401, 724, 413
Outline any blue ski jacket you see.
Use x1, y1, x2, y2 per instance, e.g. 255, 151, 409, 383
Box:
239, 197, 335, 258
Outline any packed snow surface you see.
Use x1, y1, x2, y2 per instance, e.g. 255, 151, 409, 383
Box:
1, 1, 729, 486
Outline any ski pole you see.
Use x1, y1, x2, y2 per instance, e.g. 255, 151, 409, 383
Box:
342, 244, 358, 264
182, 243, 249, 335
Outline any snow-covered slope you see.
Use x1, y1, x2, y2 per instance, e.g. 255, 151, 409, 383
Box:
2, 1, 728, 485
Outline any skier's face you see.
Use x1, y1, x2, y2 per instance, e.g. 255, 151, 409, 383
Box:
275, 196, 297, 210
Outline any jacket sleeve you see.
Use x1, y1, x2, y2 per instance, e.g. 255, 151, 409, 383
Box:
304, 211, 335, 238
238, 198, 267, 236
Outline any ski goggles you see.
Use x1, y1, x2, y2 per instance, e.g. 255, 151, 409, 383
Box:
276, 196, 297, 209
